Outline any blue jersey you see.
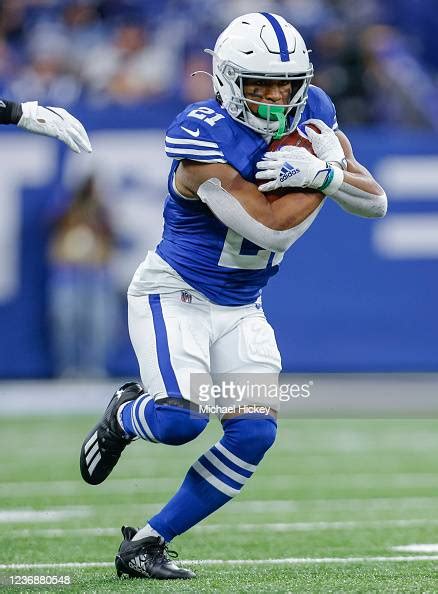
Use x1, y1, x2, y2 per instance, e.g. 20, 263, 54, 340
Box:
156, 85, 338, 306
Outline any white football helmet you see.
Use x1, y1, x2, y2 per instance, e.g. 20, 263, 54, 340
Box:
207, 12, 313, 138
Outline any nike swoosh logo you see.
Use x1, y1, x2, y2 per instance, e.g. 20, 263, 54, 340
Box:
181, 126, 200, 137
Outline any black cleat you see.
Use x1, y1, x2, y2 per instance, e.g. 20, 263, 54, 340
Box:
115, 526, 195, 580
80, 382, 143, 485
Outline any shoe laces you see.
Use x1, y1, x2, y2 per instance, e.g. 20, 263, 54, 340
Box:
145, 540, 178, 564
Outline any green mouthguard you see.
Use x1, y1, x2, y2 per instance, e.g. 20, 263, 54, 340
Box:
257, 105, 286, 139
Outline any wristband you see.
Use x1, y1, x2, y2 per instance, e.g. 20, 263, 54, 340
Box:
318, 168, 335, 192
327, 158, 348, 171
0, 99, 23, 125
321, 166, 344, 195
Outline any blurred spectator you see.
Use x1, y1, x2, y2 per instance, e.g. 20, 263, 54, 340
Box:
359, 25, 438, 129
0, 0, 436, 126
81, 21, 176, 104
312, 26, 371, 124
182, 53, 212, 103
9, 49, 82, 106
48, 175, 115, 377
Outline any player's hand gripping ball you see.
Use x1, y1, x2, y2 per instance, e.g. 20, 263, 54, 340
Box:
257, 125, 317, 202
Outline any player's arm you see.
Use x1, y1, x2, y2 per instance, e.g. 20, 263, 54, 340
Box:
0, 98, 92, 153
335, 129, 384, 194
175, 160, 323, 252
256, 119, 387, 218
176, 159, 323, 231
322, 128, 387, 217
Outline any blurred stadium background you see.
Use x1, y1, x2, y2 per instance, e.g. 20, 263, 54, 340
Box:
0, 0, 437, 378
0, 1, 438, 588
0, 0, 437, 379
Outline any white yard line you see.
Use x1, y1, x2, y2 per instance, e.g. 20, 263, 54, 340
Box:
14, 495, 438, 510
14, 528, 120, 538
2, 556, 438, 570
391, 544, 438, 553
36, 496, 435, 516
3, 474, 438, 497
2, 498, 438, 527
202, 519, 438, 532
211, 496, 438, 513
0, 478, 177, 496
11, 519, 438, 538
0, 508, 91, 523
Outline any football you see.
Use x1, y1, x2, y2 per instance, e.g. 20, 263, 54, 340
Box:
258, 126, 316, 202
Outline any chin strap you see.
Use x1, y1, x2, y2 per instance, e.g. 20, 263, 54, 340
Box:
258, 105, 286, 139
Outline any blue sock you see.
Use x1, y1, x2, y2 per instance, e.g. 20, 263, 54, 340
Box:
121, 394, 157, 441
148, 417, 277, 541
121, 394, 208, 445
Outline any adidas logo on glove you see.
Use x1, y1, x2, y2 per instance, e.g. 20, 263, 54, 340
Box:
279, 162, 300, 183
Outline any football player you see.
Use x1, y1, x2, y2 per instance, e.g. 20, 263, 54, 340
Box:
80, 13, 387, 579
0, 99, 91, 153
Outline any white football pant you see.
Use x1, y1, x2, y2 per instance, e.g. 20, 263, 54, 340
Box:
128, 290, 282, 406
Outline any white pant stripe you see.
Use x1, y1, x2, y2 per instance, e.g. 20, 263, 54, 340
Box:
192, 461, 240, 498
214, 442, 257, 472
88, 452, 101, 476
85, 441, 99, 466
137, 395, 158, 443
203, 450, 249, 485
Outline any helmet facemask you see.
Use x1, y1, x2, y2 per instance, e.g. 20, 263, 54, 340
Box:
209, 52, 313, 139
239, 71, 313, 138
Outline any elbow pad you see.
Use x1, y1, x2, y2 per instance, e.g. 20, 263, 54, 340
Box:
329, 181, 387, 218
197, 178, 324, 253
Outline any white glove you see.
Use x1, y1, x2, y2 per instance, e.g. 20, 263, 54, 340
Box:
300, 118, 345, 165
18, 101, 92, 153
256, 146, 336, 193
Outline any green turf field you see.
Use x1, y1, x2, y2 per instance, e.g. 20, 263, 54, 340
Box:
1, 415, 438, 592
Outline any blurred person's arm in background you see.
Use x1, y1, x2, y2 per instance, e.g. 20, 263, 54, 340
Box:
0, 99, 92, 154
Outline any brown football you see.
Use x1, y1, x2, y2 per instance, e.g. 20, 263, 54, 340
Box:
258, 126, 316, 202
